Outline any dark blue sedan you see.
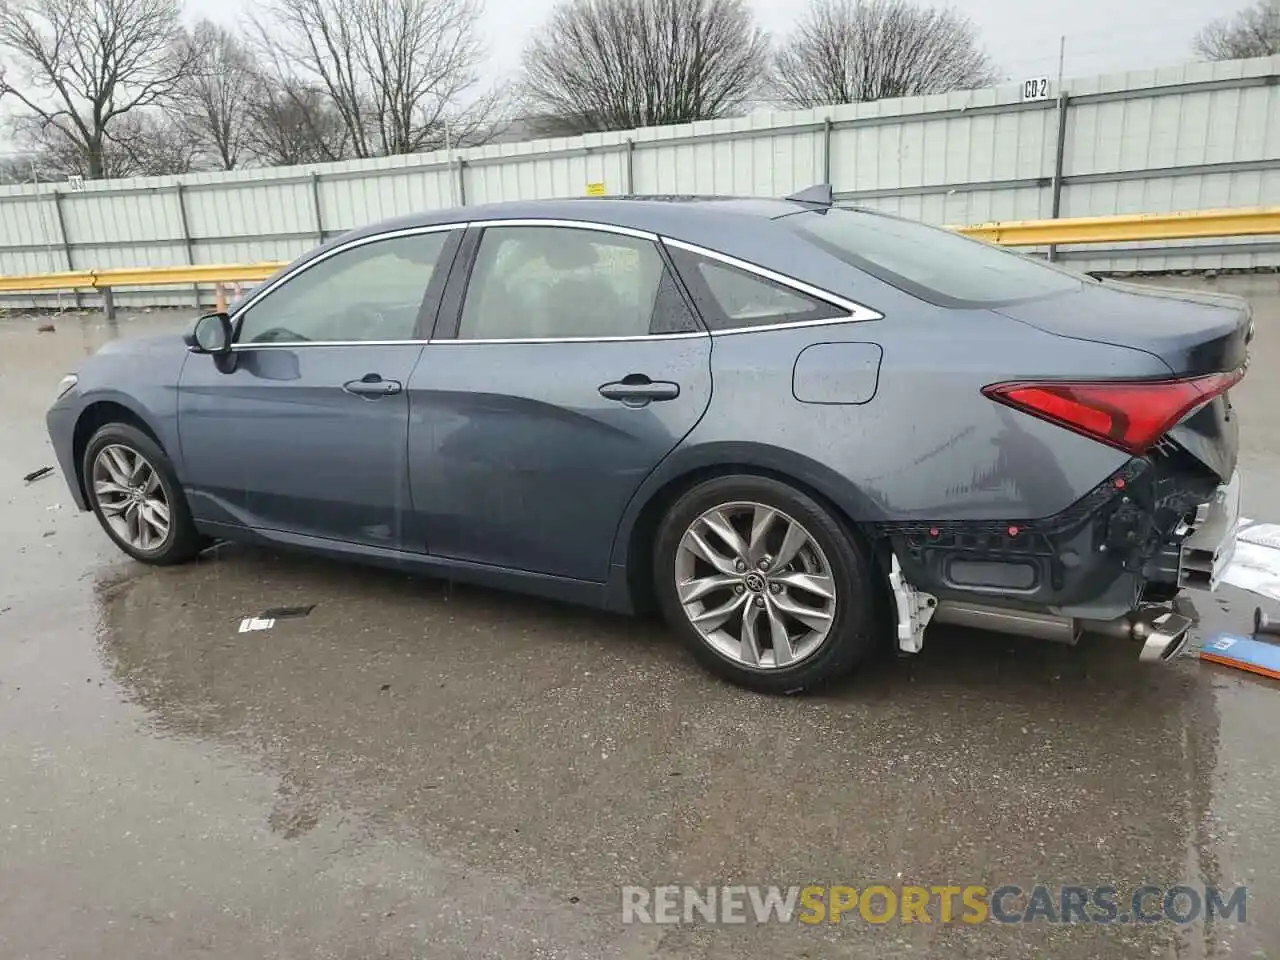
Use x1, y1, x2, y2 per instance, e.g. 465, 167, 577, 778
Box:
46, 189, 1247, 691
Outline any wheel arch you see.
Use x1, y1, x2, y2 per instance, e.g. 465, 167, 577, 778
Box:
72, 399, 167, 507
613, 442, 892, 616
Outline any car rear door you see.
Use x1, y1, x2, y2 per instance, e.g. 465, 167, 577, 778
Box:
405, 220, 712, 582
177, 226, 461, 548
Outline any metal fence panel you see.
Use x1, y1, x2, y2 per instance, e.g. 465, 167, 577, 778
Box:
3, 54, 1279, 308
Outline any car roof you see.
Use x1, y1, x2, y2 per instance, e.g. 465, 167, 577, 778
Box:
337, 195, 814, 246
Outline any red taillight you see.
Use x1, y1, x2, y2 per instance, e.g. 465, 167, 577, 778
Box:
983, 368, 1244, 454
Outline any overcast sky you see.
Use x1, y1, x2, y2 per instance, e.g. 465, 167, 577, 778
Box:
188, 0, 1236, 88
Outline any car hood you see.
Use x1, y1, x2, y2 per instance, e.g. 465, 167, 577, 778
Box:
93, 333, 189, 357
74, 333, 191, 392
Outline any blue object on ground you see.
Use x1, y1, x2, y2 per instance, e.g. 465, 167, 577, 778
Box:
1200, 632, 1280, 680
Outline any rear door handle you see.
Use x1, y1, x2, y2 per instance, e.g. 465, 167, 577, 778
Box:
599, 376, 680, 405
343, 374, 402, 398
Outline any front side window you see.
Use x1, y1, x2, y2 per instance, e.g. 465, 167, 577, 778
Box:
458, 226, 696, 340
237, 231, 451, 344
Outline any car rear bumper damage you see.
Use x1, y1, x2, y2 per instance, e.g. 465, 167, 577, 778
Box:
886, 460, 1241, 662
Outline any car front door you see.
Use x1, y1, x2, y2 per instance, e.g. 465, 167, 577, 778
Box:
405, 221, 712, 581
178, 226, 460, 549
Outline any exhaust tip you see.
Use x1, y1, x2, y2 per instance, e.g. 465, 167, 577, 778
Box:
1136, 611, 1195, 662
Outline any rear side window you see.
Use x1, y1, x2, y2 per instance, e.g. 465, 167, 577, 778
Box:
668, 248, 846, 331
457, 225, 699, 340
785, 208, 1083, 308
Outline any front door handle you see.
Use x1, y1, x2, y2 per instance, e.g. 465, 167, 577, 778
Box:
343, 374, 402, 398
599, 376, 680, 405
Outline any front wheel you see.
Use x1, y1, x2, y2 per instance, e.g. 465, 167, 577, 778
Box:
83, 422, 204, 565
653, 475, 882, 694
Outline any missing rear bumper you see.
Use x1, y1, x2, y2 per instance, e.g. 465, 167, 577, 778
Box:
1178, 470, 1241, 591
890, 554, 1198, 662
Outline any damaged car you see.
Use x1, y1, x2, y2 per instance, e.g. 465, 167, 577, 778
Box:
46, 187, 1248, 692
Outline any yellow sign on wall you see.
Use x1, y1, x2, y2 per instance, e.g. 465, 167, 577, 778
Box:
586, 182, 607, 196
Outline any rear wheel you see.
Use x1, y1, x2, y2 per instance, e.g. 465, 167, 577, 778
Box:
654, 475, 881, 693
83, 422, 204, 565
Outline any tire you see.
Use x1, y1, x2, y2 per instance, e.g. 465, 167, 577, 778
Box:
82, 422, 204, 566
653, 475, 881, 694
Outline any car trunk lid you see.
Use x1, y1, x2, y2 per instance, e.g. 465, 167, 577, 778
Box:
993, 278, 1252, 376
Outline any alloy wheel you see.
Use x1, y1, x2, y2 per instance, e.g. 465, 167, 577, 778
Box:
92, 443, 172, 552
674, 500, 837, 669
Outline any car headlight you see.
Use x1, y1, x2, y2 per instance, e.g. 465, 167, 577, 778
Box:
55, 374, 78, 400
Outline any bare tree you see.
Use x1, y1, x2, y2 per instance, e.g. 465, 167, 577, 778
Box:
0, 0, 197, 179
0, 154, 40, 184
522, 0, 769, 134
244, 75, 353, 166
109, 110, 201, 175
172, 20, 258, 170
1194, 0, 1280, 59
255, 0, 495, 158
8, 107, 199, 178
770, 0, 998, 108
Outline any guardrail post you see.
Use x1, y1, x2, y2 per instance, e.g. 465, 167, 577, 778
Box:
102, 286, 115, 323
1047, 93, 1071, 263
175, 184, 200, 308
822, 117, 833, 186
457, 158, 468, 206
625, 138, 635, 195
311, 172, 324, 243
49, 190, 82, 310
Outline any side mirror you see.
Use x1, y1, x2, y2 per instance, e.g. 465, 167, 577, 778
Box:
185, 312, 232, 356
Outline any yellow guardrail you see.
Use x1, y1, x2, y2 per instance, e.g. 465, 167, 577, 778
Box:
956, 206, 1280, 245
1, 206, 1278, 297
0, 261, 284, 295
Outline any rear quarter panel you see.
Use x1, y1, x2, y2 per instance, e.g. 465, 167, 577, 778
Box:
652, 301, 1174, 526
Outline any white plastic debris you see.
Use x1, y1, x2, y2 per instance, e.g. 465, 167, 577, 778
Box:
1219, 518, 1280, 603
238, 616, 275, 633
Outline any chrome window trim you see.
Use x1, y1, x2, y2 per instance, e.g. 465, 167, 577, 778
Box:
659, 237, 884, 330
228, 222, 468, 342
707, 316, 875, 338
467, 218, 659, 241
223, 218, 883, 349
437, 331, 708, 346
230, 339, 429, 351
228, 331, 709, 351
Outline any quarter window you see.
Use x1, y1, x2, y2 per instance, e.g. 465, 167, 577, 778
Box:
669, 249, 846, 331
457, 226, 697, 340
237, 231, 452, 344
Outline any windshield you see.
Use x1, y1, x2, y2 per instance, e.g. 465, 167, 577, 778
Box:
784, 207, 1085, 308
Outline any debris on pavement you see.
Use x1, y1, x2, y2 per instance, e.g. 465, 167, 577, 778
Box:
1220, 518, 1280, 602
1239, 519, 1280, 550
1255, 607, 1280, 638
1200, 632, 1280, 680
237, 605, 314, 633
36, 323, 54, 333
259, 604, 315, 620
22, 466, 53, 483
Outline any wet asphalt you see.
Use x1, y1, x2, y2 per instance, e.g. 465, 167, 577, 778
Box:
2, 276, 1280, 959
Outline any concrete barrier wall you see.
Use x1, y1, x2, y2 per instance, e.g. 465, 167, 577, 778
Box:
2, 55, 1278, 309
